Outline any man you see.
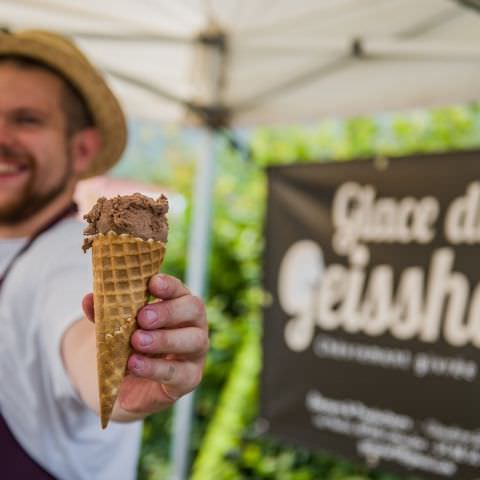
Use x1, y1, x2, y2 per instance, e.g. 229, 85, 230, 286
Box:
0, 30, 209, 479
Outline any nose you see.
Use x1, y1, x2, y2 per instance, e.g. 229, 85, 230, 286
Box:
0, 118, 15, 147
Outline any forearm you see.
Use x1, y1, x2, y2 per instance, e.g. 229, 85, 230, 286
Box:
61, 317, 100, 414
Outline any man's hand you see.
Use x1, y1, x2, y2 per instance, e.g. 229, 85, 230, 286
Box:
82, 273, 209, 418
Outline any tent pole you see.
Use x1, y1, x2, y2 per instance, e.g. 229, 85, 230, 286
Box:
170, 127, 217, 480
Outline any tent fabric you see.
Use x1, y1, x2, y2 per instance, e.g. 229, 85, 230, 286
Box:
1, 0, 480, 126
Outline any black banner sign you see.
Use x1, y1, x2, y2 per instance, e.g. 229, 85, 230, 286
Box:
261, 151, 480, 479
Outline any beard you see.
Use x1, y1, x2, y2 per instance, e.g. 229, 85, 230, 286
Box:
0, 144, 72, 224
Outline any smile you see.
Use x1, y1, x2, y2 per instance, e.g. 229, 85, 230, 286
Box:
0, 161, 29, 176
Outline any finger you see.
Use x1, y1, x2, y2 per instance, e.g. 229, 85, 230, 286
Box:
127, 355, 203, 396
137, 294, 206, 330
131, 326, 209, 359
148, 274, 190, 300
82, 293, 94, 322
118, 376, 178, 412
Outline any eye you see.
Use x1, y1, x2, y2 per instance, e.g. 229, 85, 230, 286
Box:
13, 111, 44, 126
16, 114, 41, 125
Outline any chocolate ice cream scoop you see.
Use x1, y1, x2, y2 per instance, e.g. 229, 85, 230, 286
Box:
82, 193, 169, 251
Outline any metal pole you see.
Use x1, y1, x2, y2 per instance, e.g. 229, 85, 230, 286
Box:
169, 128, 217, 480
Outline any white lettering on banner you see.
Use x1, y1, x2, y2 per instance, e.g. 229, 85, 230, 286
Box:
357, 440, 456, 476
423, 420, 480, 448
303, 391, 480, 476
313, 334, 477, 381
305, 390, 413, 430
278, 180, 480, 351
314, 335, 412, 370
445, 182, 480, 244
279, 244, 480, 350
331, 182, 439, 256
413, 352, 476, 380
278, 240, 324, 351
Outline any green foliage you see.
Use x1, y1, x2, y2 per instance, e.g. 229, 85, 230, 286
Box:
124, 104, 480, 479
191, 319, 260, 480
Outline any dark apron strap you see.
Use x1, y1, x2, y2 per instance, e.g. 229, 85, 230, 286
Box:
0, 414, 56, 479
0, 202, 78, 290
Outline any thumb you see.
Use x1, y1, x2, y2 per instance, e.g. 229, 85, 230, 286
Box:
82, 293, 95, 322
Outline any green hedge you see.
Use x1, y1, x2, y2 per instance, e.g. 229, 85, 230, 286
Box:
191, 319, 260, 479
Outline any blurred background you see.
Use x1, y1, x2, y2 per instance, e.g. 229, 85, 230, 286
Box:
80, 106, 480, 480
3, 1, 480, 479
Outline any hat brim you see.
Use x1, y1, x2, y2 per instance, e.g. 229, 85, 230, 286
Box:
0, 31, 127, 179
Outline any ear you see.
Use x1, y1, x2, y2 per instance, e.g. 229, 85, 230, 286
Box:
70, 127, 103, 176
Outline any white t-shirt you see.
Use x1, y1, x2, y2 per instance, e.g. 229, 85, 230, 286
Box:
0, 218, 142, 480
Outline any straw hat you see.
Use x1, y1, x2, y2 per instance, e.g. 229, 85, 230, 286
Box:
0, 29, 127, 179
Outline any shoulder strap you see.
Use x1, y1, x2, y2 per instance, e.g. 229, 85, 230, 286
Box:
0, 202, 78, 291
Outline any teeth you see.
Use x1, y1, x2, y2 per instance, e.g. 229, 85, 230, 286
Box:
0, 163, 22, 174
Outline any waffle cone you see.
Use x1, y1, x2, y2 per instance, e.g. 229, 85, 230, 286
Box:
91, 231, 166, 428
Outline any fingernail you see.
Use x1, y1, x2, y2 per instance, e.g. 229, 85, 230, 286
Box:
138, 332, 152, 346
131, 356, 144, 372
141, 308, 158, 326
154, 275, 167, 291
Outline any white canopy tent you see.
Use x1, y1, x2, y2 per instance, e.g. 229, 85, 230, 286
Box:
2, 1, 480, 479
2, 0, 480, 125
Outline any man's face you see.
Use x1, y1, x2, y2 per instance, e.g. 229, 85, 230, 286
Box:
0, 63, 73, 223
